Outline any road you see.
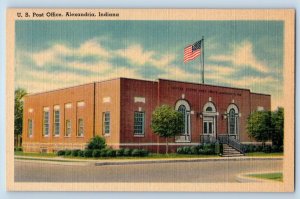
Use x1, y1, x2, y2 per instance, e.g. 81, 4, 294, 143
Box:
15, 159, 282, 183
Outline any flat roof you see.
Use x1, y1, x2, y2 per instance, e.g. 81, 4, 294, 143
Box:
24, 77, 270, 97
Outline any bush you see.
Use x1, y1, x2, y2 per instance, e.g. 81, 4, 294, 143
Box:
100, 149, 108, 157
176, 147, 183, 154
131, 149, 140, 157
182, 146, 192, 154
116, 148, 125, 156
262, 145, 272, 153
87, 136, 106, 150
123, 148, 132, 156
78, 150, 85, 157
83, 149, 93, 157
57, 150, 65, 156
106, 149, 116, 157
190, 146, 199, 155
279, 145, 284, 152
92, 149, 101, 158
65, 150, 72, 156
140, 149, 149, 157
71, 149, 80, 157
14, 147, 23, 152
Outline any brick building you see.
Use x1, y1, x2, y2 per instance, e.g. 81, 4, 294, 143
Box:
22, 78, 271, 153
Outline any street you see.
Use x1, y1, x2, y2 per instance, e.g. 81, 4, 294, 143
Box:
14, 158, 282, 183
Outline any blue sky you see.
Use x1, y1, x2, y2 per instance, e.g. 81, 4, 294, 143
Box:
15, 20, 284, 109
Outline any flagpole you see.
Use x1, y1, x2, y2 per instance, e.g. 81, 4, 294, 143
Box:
202, 36, 204, 84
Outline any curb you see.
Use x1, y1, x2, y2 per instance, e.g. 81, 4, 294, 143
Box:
94, 157, 283, 166
235, 171, 283, 183
14, 156, 283, 166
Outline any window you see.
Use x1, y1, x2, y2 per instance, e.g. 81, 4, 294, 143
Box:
28, 119, 33, 137
229, 108, 236, 135
54, 109, 60, 136
43, 110, 50, 136
134, 112, 145, 135
103, 112, 110, 134
65, 120, 71, 137
77, 118, 84, 137
226, 104, 239, 137
175, 100, 191, 142
206, 106, 213, 112
178, 105, 187, 135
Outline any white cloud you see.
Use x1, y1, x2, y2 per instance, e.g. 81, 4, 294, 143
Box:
116, 44, 176, 68
209, 40, 270, 73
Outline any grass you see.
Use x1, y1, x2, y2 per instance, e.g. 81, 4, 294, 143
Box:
62, 153, 219, 160
247, 172, 283, 181
15, 157, 82, 162
15, 151, 283, 160
14, 151, 57, 158
245, 152, 283, 157
15, 151, 218, 160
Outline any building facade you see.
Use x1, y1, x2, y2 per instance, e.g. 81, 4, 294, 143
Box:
22, 78, 271, 153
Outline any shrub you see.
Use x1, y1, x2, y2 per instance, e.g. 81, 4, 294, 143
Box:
65, 150, 72, 156
279, 145, 284, 152
262, 145, 272, 153
92, 149, 101, 158
198, 149, 205, 155
14, 147, 23, 152
57, 150, 65, 156
256, 145, 263, 152
106, 149, 116, 157
190, 146, 199, 155
182, 146, 191, 154
100, 149, 108, 157
116, 148, 125, 156
131, 149, 140, 157
71, 149, 80, 157
123, 148, 132, 156
78, 150, 85, 157
176, 147, 183, 154
139, 149, 149, 157
83, 149, 93, 157
87, 135, 106, 150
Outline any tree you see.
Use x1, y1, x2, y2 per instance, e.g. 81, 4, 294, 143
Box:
247, 110, 272, 146
14, 88, 27, 147
87, 135, 106, 150
271, 107, 284, 147
151, 105, 184, 154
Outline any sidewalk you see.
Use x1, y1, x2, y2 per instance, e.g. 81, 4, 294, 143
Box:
15, 155, 283, 166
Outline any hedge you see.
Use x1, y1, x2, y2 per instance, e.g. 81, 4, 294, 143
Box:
176, 144, 216, 155
241, 144, 283, 153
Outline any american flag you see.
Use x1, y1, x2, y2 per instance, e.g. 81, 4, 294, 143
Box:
184, 39, 202, 63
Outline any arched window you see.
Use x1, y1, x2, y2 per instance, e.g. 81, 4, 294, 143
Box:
206, 106, 213, 112
227, 104, 239, 136
175, 100, 191, 142
178, 105, 187, 134
229, 108, 236, 135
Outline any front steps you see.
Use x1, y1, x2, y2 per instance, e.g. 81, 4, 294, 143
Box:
222, 144, 244, 157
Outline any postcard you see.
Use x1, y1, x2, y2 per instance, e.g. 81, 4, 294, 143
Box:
6, 9, 295, 192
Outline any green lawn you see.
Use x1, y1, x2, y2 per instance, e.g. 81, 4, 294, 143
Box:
245, 152, 283, 157
247, 172, 283, 181
15, 151, 218, 160
14, 151, 57, 158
